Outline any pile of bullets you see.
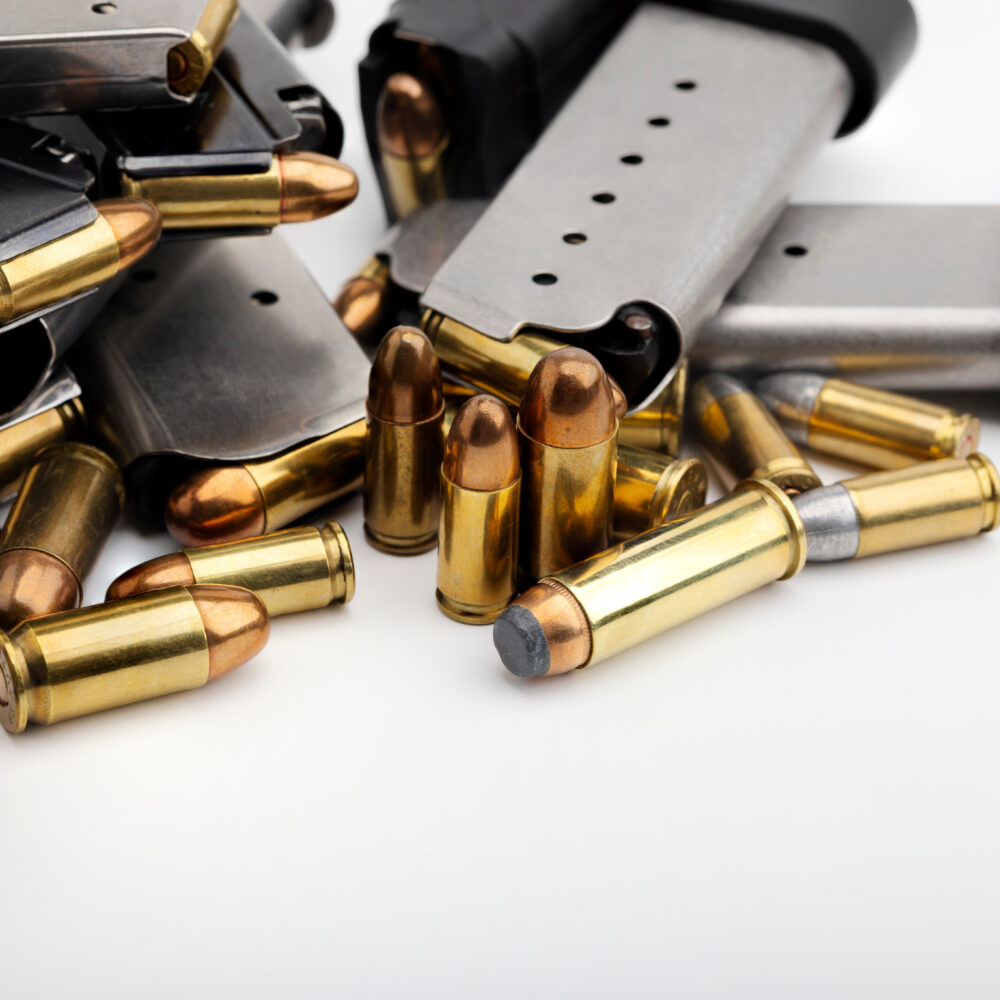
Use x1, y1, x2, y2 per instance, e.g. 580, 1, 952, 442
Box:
1, 0, 996, 732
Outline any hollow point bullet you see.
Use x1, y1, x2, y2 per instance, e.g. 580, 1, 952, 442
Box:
0, 397, 87, 501
120, 152, 358, 230
614, 445, 708, 538
377, 73, 449, 219
494, 479, 806, 678
518, 347, 617, 582
0, 585, 269, 732
0, 443, 124, 630
0, 198, 161, 324
364, 325, 444, 553
756, 372, 981, 470
332, 257, 393, 348
108, 521, 355, 616
692, 373, 822, 496
794, 453, 1000, 561
165, 419, 365, 547
437, 396, 521, 624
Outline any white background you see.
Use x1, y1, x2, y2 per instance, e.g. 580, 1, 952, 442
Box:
2, 1, 999, 996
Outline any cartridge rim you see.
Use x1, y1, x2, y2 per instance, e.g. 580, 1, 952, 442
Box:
969, 453, 1000, 532
435, 589, 513, 626
650, 458, 709, 526
734, 478, 808, 580
320, 522, 356, 604
0, 630, 27, 734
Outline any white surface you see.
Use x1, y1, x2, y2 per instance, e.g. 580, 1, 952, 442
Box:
2, 1, 999, 997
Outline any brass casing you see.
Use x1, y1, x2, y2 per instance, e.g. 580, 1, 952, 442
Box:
0, 587, 210, 732
423, 312, 565, 405
549, 479, 806, 669
436, 472, 521, 624
2, 443, 124, 595
364, 408, 444, 554
698, 390, 821, 494
0, 399, 87, 501
618, 362, 688, 456
613, 445, 708, 538
167, 0, 240, 97
186, 522, 355, 615
381, 136, 449, 219
807, 380, 981, 469
121, 159, 282, 230
0, 215, 119, 322
846, 454, 1000, 559
519, 418, 617, 582
246, 419, 365, 533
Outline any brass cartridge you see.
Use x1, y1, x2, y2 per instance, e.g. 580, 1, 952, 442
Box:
494, 479, 806, 677
108, 522, 354, 616
437, 396, 521, 624
0, 443, 124, 629
166, 419, 365, 547
364, 325, 445, 554
794, 453, 1000, 561
518, 348, 617, 582
613, 445, 708, 538
167, 0, 240, 97
757, 373, 981, 470
0, 199, 161, 324
0, 398, 87, 501
0, 585, 268, 732
692, 373, 822, 495
377, 73, 450, 219
120, 153, 358, 230
617, 361, 688, 457
333, 257, 393, 348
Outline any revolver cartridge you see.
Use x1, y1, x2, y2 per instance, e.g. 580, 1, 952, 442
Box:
108, 522, 354, 616
614, 446, 708, 539
0, 585, 268, 733
757, 373, 980, 469
437, 396, 521, 624
794, 454, 1000, 561
0, 397, 87, 501
692, 373, 822, 495
494, 480, 806, 677
0, 443, 124, 629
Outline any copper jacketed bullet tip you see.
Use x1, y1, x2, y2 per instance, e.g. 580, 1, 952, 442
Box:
377, 73, 449, 159
165, 466, 266, 547
0, 550, 80, 631
279, 152, 359, 223
107, 552, 195, 602
609, 377, 628, 421
97, 198, 163, 269
443, 396, 520, 491
191, 584, 270, 680
519, 347, 618, 446
333, 260, 391, 345
493, 580, 592, 678
368, 325, 443, 422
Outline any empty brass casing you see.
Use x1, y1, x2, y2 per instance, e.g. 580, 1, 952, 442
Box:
248, 420, 365, 533
693, 374, 821, 495
0, 398, 87, 500
618, 361, 688, 456
548, 479, 805, 672
759, 374, 981, 470
167, 0, 239, 96
423, 312, 566, 405
0, 444, 124, 625
613, 445, 708, 538
0, 585, 267, 732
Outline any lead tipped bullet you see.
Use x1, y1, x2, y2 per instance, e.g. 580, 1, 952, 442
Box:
0, 198, 161, 324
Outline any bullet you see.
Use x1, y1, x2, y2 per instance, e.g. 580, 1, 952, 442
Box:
614, 446, 708, 539
364, 325, 445, 553
0, 398, 87, 501
437, 396, 521, 624
377, 73, 449, 219
0, 443, 124, 630
692, 373, 822, 496
756, 373, 981, 470
0, 585, 268, 732
165, 419, 365, 547
519, 348, 617, 582
108, 521, 354, 616
617, 361, 688, 457
794, 454, 1000, 562
167, 0, 240, 97
0, 198, 161, 324
120, 152, 358, 230
332, 257, 392, 348
494, 479, 806, 677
